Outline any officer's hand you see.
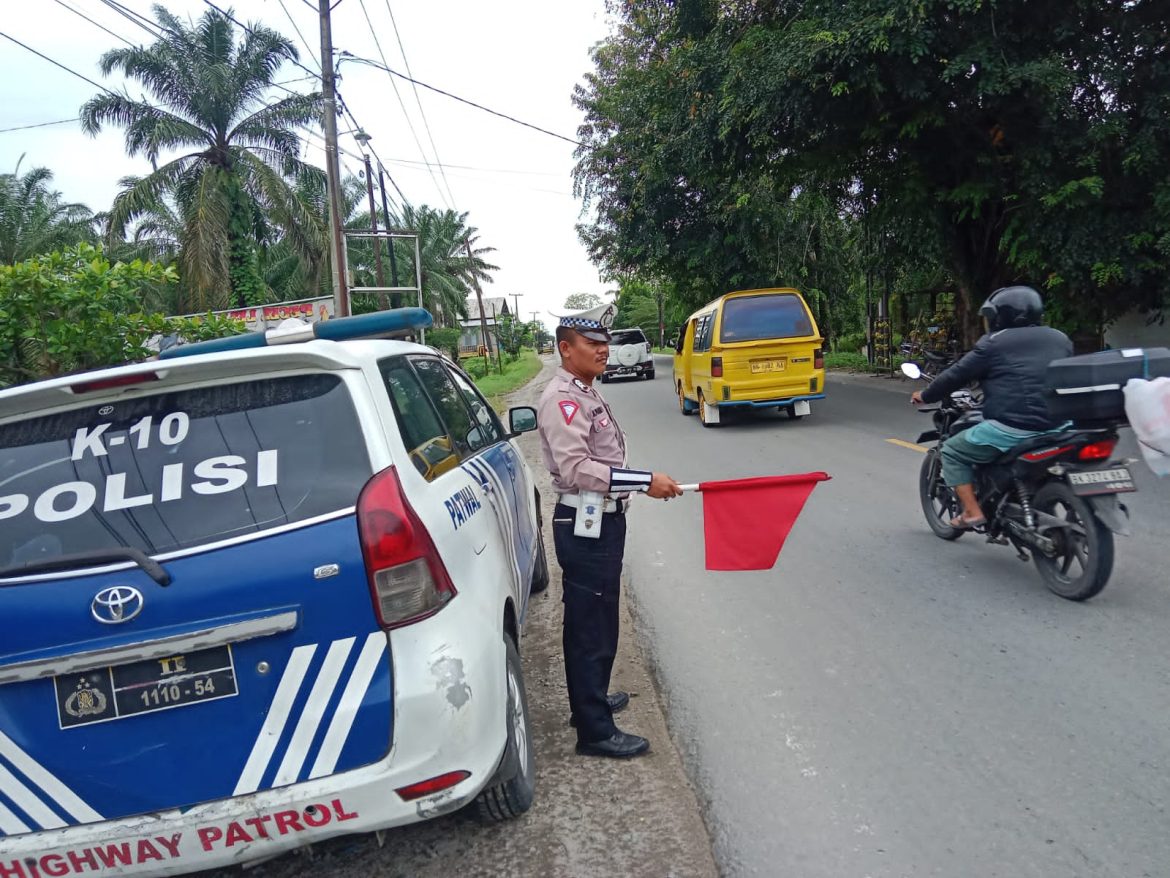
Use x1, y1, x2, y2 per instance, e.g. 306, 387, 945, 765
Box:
647, 472, 684, 500
911, 391, 924, 405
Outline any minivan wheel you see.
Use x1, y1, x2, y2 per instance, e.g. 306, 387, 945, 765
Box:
475, 636, 535, 822
678, 382, 694, 416
698, 391, 719, 427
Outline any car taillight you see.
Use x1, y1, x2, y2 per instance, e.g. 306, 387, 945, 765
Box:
711, 357, 723, 378
357, 467, 457, 629
814, 348, 824, 370
1077, 439, 1117, 461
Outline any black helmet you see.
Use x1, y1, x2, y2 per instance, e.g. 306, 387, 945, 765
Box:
979, 285, 1043, 332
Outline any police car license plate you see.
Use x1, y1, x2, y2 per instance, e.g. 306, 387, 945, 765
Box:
54, 645, 239, 729
750, 359, 786, 374
1067, 467, 1136, 496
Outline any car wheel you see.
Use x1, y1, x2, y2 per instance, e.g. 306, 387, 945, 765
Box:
646, 369, 655, 380
530, 531, 550, 594
785, 405, 804, 421
475, 636, 535, 822
678, 382, 694, 416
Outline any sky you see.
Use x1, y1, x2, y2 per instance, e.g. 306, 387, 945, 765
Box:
0, 0, 616, 324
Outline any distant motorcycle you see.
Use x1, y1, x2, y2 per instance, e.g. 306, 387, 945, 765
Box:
902, 362, 1135, 601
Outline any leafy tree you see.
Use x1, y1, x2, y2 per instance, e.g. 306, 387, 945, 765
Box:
0, 243, 243, 386
80, 4, 326, 311
0, 161, 94, 264
575, 0, 1170, 344
563, 292, 603, 310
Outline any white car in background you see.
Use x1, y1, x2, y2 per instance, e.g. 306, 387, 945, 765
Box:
0, 310, 547, 876
602, 327, 655, 382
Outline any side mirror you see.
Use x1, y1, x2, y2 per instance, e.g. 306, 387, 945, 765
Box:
508, 406, 538, 435
901, 362, 923, 380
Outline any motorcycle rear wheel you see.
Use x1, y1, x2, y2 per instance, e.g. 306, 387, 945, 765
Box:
919, 449, 963, 540
1030, 482, 1114, 601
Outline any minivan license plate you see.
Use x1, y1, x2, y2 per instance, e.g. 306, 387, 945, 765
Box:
1067, 467, 1136, 495
55, 645, 238, 729
750, 359, 786, 374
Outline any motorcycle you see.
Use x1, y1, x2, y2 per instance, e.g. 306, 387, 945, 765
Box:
902, 361, 1136, 601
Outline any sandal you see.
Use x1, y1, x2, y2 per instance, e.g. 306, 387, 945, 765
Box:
950, 514, 987, 530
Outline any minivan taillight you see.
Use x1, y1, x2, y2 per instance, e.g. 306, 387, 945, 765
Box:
357, 467, 457, 629
814, 348, 824, 370
711, 357, 723, 378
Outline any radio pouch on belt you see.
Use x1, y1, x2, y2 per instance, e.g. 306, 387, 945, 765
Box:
573, 490, 605, 539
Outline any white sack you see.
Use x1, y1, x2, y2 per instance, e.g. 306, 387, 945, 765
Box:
1124, 377, 1170, 477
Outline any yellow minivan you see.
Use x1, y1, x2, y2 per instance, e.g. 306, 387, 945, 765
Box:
673, 288, 825, 426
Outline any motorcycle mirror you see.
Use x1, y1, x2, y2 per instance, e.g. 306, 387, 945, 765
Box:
900, 362, 923, 380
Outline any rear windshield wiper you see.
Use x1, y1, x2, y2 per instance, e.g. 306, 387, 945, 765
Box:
0, 547, 171, 587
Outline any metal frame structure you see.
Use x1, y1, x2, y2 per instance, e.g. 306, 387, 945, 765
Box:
343, 230, 426, 344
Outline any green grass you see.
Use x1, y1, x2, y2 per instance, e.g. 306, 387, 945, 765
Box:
652, 346, 675, 355
825, 351, 906, 373
473, 349, 543, 408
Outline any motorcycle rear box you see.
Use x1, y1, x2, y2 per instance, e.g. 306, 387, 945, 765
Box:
1046, 347, 1170, 424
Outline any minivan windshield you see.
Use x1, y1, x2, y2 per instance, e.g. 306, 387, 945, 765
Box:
719, 294, 814, 343
0, 374, 371, 568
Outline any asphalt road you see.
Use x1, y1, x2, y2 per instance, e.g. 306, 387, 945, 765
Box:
606, 359, 1170, 878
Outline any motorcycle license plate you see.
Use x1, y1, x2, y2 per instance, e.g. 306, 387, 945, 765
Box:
750, 359, 786, 374
1067, 467, 1136, 496
54, 645, 239, 729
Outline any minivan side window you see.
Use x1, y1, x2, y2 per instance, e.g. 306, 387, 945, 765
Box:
674, 323, 688, 353
444, 364, 503, 450
694, 315, 714, 353
412, 358, 478, 457
380, 358, 460, 481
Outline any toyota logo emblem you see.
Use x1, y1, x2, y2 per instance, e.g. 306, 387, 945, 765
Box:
91, 586, 144, 625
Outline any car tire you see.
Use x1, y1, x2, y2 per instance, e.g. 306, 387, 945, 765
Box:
678, 382, 694, 416
785, 405, 804, 421
530, 531, 550, 594
475, 636, 535, 822
645, 369, 655, 380
698, 391, 719, 427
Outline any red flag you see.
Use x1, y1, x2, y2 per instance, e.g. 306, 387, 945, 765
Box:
700, 473, 830, 571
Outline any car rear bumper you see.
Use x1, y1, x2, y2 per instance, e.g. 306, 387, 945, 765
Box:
604, 361, 653, 378
0, 603, 508, 876
715, 392, 826, 409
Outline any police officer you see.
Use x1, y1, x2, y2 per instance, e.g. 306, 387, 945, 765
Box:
537, 303, 683, 758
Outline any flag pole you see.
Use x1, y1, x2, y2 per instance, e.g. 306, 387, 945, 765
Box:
677, 484, 701, 492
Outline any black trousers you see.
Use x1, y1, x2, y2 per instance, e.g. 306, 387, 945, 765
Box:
552, 502, 626, 744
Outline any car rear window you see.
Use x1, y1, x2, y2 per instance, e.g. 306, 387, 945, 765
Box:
0, 374, 372, 568
611, 330, 647, 346
720, 295, 814, 343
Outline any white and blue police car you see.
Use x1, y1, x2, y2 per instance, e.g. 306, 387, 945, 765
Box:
0, 309, 547, 876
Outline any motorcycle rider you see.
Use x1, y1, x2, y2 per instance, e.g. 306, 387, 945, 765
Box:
911, 286, 1073, 528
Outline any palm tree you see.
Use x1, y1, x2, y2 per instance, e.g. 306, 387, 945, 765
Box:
80, 5, 326, 311
0, 160, 94, 264
387, 204, 497, 326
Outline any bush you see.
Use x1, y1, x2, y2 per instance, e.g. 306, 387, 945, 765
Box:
834, 331, 866, 354
427, 327, 461, 361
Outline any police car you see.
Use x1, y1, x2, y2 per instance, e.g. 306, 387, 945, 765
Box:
0, 309, 547, 876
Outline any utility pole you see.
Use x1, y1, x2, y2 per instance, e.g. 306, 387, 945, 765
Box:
510, 292, 523, 320
376, 164, 401, 299
465, 238, 495, 370
318, 0, 349, 317
353, 133, 387, 310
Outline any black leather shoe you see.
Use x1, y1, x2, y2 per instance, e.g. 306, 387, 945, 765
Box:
576, 730, 650, 759
568, 691, 630, 727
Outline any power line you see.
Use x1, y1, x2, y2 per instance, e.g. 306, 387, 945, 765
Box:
274, 0, 322, 73
381, 157, 567, 177
0, 118, 81, 135
0, 30, 115, 94
98, 0, 165, 41
355, 0, 452, 210
53, 0, 136, 47
335, 94, 408, 207
382, 0, 456, 207
339, 54, 582, 146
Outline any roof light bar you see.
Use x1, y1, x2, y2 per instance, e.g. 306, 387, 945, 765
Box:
159, 308, 434, 360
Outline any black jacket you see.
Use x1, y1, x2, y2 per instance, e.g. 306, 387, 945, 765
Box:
920, 326, 1074, 431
